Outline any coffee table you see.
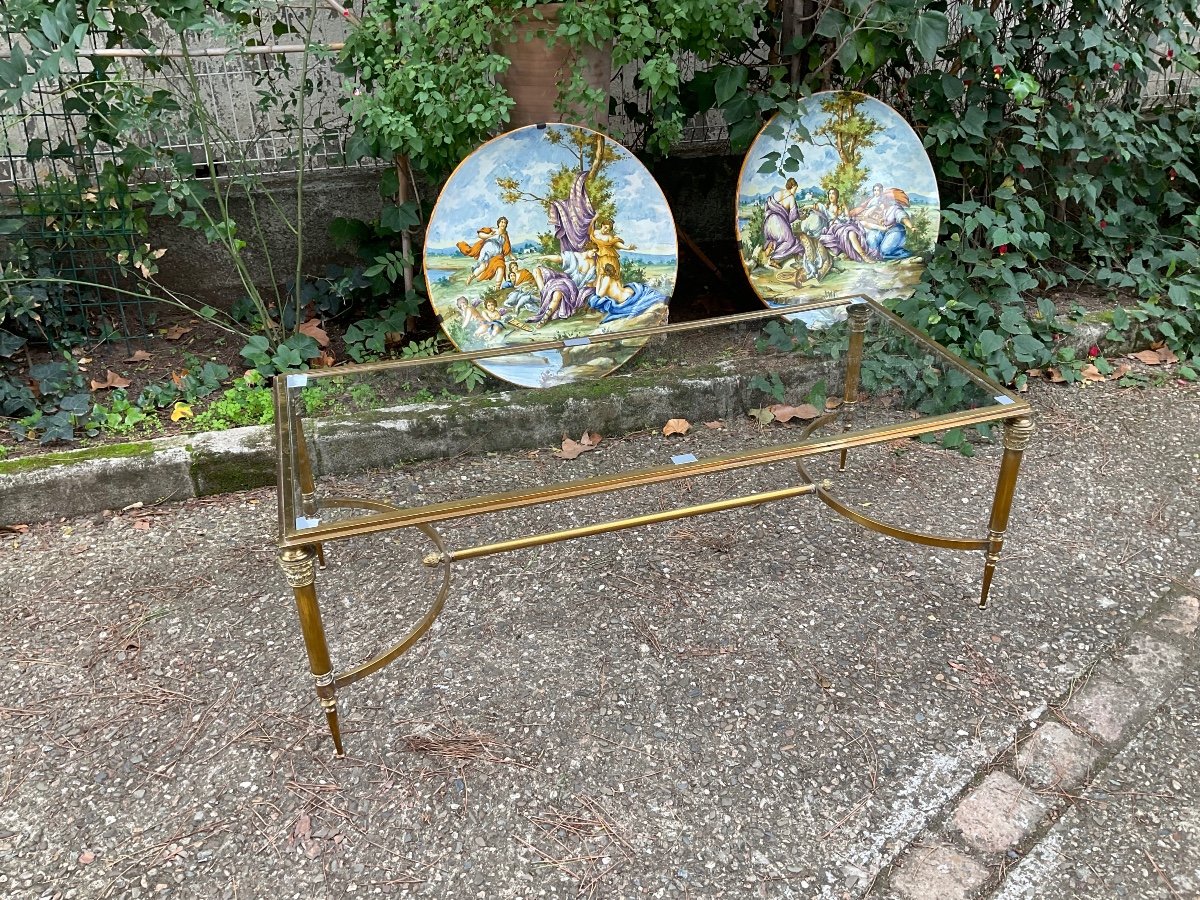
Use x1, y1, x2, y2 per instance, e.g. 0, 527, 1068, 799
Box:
273, 296, 1033, 755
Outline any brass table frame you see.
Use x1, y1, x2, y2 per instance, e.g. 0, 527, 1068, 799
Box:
274, 297, 1033, 756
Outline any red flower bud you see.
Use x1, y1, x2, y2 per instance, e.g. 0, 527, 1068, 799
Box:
1088, 345, 1100, 358
1112, 62, 1121, 71
997, 244, 1008, 255
1018, 163, 1026, 172
1167, 48, 1174, 59
1099, 219, 1107, 229
993, 65, 1003, 74
1169, 168, 1177, 180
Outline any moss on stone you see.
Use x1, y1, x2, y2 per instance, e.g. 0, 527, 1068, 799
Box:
188, 448, 276, 496
0, 439, 158, 476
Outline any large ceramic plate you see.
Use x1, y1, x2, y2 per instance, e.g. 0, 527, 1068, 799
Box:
424, 124, 677, 387
736, 91, 940, 328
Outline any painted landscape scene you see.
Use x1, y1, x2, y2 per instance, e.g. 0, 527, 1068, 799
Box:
424, 125, 678, 387
737, 92, 941, 327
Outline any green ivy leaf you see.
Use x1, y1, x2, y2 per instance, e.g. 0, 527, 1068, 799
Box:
908, 10, 950, 62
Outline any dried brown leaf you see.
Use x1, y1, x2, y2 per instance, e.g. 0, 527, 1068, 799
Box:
163, 324, 192, 341
78, 850, 95, 865
556, 438, 593, 460
292, 812, 312, 844
703, 420, 724, 430
132, 519, 151, 531
1157, 346, 1178, 365
125, 349, 152, 362
579, 431, 602, 447
1130, 349, 1162, 365
298, 318, 330, 347
89, 369, 131, 391
1081, 364, 1106, 382
662, 418, 691, 436
768, 402, 820, 422
1047, 368, 1067, 383
824, 397, 843, 410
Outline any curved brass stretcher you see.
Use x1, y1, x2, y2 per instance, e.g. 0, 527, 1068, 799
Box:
274, 299, 1034, 756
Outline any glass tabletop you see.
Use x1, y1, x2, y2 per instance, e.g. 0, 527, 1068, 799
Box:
274, 295, 1029, 545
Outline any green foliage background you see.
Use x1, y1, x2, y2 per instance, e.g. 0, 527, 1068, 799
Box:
712, 0, 1200, 386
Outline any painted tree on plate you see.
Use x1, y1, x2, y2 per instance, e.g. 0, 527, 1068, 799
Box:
813, 93, 883, 202
495, 128, 621, 253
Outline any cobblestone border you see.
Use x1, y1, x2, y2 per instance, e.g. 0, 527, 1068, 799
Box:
877, 590, 1200, 899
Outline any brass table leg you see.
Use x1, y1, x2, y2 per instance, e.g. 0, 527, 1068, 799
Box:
278, 546, 345, 756
839, 302, 872, 471
979, 416, 1034, 609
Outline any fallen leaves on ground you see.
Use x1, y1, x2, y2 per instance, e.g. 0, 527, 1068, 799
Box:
125, 349, 152, 362
298, 318, 330, 347
89, 369, 131, 391
132, 519, 151, 531
163, 324, 193, 341
662, 418, 691, 436
825, 397, 844, 409
170, 402, 193, 421
556, 431, 602, 460
703, 420, 724, 430
767, 403, 820, 423
1130, 347, 1178, 365
748, 403, 820, 425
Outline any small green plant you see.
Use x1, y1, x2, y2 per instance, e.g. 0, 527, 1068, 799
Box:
347, 382, 379, 409
342, 305, 417, 364
300, 379, 341, 417
137, 358, 230, 410
750, 373, 786, 403
86, 390, 153, 437
240, 333, 321, 377
448, 360, 487, 393
191, 375, 275, 431
7, 352, 91, 444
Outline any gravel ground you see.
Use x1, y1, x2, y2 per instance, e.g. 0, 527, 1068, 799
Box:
1, 379, 1197, 899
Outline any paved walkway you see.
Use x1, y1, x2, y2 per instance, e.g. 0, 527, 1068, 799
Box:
1, 380, 1197, 899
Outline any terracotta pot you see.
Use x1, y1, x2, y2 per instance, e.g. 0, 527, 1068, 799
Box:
496, 3, 612, 129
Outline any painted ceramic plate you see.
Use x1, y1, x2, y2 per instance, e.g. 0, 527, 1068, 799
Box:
736, 91, 940, 328
424, 124, 677, 387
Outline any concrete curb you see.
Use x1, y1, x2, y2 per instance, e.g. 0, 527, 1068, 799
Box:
878, 587, 1200, 899
0, 359, 834, 526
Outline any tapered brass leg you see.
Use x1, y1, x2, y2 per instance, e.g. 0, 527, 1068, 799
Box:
839, 303, 872, 471
278, 546, 345, 756
979, 416, 1034, 610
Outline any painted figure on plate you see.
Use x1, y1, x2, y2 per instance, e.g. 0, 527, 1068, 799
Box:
424, 124, 678, 387
737, 91, 940, 323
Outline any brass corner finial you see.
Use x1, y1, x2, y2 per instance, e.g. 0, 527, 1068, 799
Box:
278, 547, 316, 588
848, 303, 871, 330
1003, 416, 1034, 452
